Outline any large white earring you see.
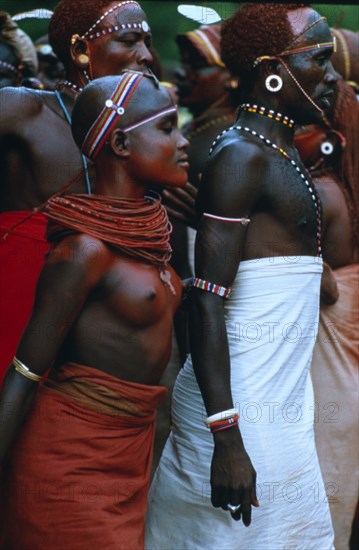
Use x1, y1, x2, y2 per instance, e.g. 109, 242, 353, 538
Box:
265, 75, 283, 92
320, 141, 334, 155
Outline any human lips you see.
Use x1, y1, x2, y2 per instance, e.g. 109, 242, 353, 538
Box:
319, 91, 335, 110
177, 155, 189, 169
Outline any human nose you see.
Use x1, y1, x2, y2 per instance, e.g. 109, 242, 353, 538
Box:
136, 41, 153, 66
178, 131, 189, 150
324, 60, 339, 84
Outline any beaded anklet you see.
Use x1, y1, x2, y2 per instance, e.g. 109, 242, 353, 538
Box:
192, 277, 233, 298
238, 104, 295, 128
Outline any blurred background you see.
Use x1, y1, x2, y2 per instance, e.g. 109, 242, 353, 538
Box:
1, 1, 358, 81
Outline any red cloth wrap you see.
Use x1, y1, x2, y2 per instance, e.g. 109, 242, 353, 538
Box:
1, 362, 167, 550
0, 212, 50, 383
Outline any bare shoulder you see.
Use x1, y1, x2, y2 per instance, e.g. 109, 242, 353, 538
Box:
0, 87, 56, 130
314, 173, 348, 221
198, 128, 271, 217
46, 233, 113, 288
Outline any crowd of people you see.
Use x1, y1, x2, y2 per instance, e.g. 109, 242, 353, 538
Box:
0, 1, 357, 549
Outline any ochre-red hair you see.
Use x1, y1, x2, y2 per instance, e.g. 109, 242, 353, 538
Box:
221, 3, 307, 78
49, 0, 142, 66
327, 79, 359, 245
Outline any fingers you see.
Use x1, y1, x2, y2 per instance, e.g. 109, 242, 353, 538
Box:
211, 485, 230, 511
212, 484, 259, 526
163, 187, 196, 208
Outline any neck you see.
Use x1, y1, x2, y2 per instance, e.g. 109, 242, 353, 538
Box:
190, 95, 232, 123
237, 104, 296, 149
94, 157, 148, 199
64, 67, 89, 90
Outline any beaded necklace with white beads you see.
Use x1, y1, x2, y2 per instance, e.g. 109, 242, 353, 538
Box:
209, 121, 322, 258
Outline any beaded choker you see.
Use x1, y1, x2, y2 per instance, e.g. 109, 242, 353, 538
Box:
61, 80, 83, 96
238, 104, 295, 128
209, 124, 322, 257
45, 194, 172, 267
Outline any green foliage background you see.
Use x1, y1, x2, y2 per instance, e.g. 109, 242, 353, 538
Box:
1, 1, 358, 77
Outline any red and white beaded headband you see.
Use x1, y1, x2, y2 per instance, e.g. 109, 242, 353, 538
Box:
253, 16, 336, 67
82, 72, 177, 160
71, 1, 150, 44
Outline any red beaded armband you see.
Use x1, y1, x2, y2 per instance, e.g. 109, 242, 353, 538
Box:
191, 277, 233, 298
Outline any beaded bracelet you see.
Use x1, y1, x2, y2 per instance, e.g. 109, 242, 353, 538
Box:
209, 415, 240, 433
205, 408, 239, 425
192, 277, 233, 299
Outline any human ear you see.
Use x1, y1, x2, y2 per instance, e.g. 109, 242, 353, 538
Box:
70, 35, 90, 69
110, 129, 130, 158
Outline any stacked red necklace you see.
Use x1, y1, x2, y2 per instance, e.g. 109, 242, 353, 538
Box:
238, 104, 295, 128
209, 122, 322, 258
45, 194, 173, 267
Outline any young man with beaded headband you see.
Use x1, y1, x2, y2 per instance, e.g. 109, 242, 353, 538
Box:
146, 4, 338, 548
0, 71, 189, 548
0, 0, 153, 383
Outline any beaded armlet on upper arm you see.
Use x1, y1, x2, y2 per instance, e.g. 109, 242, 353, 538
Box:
203, 212, 251, 225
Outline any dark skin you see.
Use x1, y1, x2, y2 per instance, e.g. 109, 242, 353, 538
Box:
0, 77, 189, 464
170, 42, 236, 361
0, 42, 22, 88
189, 8, 338, 526
0, 3, 153, 211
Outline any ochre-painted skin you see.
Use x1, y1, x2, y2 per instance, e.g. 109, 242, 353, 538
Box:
0, 2, 153, 211
0, 75, 189, 464
16, 76, 189, 385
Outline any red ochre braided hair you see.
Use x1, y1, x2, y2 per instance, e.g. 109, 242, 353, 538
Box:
326, 79, 359, 246
48, 0, 142, 66
221, 3, 309, 91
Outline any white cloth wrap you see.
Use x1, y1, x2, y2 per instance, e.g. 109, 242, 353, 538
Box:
146, 256, 334, 550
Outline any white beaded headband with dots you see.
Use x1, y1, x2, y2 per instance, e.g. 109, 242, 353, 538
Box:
79, 0, 150, 42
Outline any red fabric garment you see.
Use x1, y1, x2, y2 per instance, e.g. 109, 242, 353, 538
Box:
1, 362, 166, 550
0, 212, 50, 384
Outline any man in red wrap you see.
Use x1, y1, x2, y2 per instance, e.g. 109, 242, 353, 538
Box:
0, 71, 189, 549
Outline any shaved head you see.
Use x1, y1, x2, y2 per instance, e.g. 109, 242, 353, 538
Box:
71, 72, 174, 151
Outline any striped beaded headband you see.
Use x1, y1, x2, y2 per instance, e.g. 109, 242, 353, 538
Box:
184, 29, 225, 68
82, 72, 177, 160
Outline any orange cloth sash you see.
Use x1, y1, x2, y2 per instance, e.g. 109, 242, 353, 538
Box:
1, 362, 166, 550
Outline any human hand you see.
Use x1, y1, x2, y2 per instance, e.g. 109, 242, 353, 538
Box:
163, 182, 198, 229
211, 430, 259, 525
320, 262, 339, 305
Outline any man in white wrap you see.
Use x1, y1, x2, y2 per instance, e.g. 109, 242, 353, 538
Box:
146, 4, 338, 549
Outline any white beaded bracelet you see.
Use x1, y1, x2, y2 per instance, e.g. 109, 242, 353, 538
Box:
205, 408, 239, 426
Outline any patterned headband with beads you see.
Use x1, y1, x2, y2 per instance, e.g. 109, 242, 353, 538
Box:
253, 16, 336, 67
0, 60, 21, 77
82, 71, 177, 160
71, 1, 150, 45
